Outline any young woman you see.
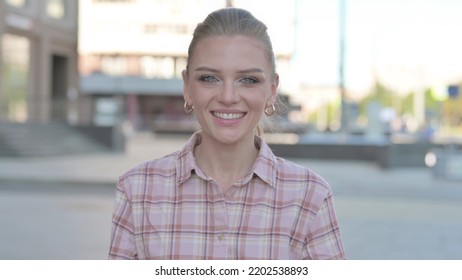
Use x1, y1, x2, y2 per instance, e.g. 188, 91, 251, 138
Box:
109, 7, 345, 260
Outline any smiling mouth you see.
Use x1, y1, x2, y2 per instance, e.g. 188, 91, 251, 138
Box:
212, 112, 246, 120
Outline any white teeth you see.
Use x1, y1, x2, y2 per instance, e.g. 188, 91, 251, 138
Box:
213, 112, 244, 120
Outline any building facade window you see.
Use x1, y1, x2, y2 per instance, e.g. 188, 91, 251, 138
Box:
5, 0, 29, 8
1, 33, 30, 122
46, 0, 66, 20
174, 57, 187, 78
92, 0, 134, 3
144, 23, 190, 35
140, 56, 175, 79
100, 55, 128, 76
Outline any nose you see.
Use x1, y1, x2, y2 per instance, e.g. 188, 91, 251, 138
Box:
217, 82, 240, 105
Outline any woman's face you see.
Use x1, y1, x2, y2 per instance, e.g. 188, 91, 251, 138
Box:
183, 35, 279, 146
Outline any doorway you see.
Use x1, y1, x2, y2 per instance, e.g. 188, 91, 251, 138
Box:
50, 54, 68, 121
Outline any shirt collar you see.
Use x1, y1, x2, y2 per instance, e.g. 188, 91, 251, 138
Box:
252, 135, 278, 188
176, 132, 278, 189
176, 132, 202, 185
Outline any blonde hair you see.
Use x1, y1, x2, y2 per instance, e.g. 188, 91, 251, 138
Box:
187, 7, 276, 75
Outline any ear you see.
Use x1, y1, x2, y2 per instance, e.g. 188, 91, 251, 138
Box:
269, 73, 279, 104
182, 69, 190, 102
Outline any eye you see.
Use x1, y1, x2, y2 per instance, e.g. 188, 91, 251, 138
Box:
239, 76, 259, 85
199, 75, 220, 83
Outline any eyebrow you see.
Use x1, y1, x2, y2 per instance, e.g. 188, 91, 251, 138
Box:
194, 66, 264, 74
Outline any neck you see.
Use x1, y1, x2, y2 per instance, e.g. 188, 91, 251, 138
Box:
194, 134, 259, 191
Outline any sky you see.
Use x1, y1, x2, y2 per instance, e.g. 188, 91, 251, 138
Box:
293, 0, 462, 96
235, 0, 462, 98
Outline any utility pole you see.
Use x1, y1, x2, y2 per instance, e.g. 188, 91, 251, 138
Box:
339, 0, 347, 132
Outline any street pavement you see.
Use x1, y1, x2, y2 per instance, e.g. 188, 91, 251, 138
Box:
0, 132, 461, 259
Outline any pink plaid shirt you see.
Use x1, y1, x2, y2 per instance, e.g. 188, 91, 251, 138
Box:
109, 132, 345, 259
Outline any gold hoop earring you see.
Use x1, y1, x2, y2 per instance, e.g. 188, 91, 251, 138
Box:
184, 101, 194, 114
264, 104, 276, 116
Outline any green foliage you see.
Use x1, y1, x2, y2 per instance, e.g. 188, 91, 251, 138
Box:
358, 80, 394, 115
357, 81, 443, 117
308, 80, 461, 130
401, 92, 414, 115
425, 88, 439, 110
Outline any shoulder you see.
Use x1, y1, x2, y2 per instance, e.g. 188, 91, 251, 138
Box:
118, 151, 179, 183
116, 133, 199, 195
258, 137, 332, 196
115, 151, 181, 201
275, 156, 332, 198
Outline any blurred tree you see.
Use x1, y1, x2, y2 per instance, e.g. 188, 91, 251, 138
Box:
401, 91, 414, 115
358, 80, 395, 116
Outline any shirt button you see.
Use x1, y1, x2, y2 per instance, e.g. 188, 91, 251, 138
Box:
218, 234, 224, 241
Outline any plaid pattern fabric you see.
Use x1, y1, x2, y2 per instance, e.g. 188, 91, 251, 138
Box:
109, 132, 345, 259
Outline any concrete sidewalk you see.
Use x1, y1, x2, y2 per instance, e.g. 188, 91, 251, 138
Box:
0, 133, 187, 186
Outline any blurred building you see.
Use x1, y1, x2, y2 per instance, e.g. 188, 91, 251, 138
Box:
78, 0, 296, 132
0, 0, 79, 123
